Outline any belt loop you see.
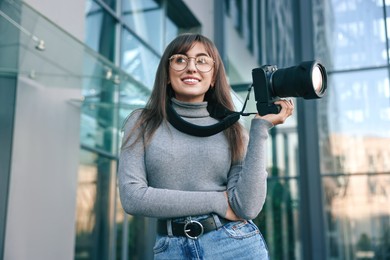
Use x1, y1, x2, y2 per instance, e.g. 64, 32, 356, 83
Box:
167, 219, 173, 237
212, 214, 223, 228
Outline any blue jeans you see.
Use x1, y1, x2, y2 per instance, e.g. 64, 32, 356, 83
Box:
153, 216, 269, 260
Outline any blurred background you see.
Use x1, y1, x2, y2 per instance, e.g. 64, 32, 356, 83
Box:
1, 0, 390, 259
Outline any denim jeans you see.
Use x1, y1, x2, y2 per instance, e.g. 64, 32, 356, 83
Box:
153, 216, 269, 260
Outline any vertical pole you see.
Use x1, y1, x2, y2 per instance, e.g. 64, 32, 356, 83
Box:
214, 0, 226, 66
296, 0, 328, 259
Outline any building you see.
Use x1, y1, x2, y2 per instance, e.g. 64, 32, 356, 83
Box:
1, 0, 390, 259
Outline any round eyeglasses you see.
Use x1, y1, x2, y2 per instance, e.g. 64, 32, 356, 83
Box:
169, 54, 215, 73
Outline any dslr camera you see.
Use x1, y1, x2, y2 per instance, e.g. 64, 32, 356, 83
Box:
252, 61, 327, 116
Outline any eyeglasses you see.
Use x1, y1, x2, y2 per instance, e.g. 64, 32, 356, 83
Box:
169, 54, 215, 72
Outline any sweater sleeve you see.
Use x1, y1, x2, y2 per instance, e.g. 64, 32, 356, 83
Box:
226, 118, 273, 220
118, 111, 228, 219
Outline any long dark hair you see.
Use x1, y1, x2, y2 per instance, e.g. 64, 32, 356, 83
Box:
122, 33, 246, 162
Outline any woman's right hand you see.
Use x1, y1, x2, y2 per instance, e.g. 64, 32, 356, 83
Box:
224, 192, 242, 221
256, 98, 294, 126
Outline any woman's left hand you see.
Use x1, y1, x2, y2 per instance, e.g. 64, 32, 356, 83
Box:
255, 99, 294, 126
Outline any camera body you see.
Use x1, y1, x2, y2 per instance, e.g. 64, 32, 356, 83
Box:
252, 61, 327, 116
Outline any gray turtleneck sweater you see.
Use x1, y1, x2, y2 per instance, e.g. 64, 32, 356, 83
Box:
118, 98, 273, 220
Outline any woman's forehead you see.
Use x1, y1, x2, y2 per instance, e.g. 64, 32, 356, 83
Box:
185, 42, 209, 55
175, 41, 210, 55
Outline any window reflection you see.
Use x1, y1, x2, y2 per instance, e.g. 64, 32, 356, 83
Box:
319, 69, 390, 175
121, 29, 160, 89
75, 150, 117, 260
121, 0, 164, 54
102, 0, 116, 11
256, 178, 300, 260
165, 17, 179, 46
323, 175, 390, 259
330, 0, 387, 70
80, 76, 120, 153
316, 2, 390, 259
85, 0, 116, 61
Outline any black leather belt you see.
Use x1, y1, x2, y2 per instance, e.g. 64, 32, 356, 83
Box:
157, 215, 230, 239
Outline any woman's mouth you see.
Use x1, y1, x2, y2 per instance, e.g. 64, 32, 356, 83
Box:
182, 77, 200, 84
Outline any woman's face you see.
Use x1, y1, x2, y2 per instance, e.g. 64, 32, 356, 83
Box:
168, 42, 215, 103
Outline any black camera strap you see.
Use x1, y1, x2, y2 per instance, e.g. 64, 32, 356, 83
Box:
166, 86, 257, 137
166, 101, 241, 137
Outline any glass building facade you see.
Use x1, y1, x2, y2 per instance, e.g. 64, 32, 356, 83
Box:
1, 0, 390, 259
314, 1, 390, 259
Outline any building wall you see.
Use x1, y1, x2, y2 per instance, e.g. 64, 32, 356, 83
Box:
4, 77, 81, 260
182, 0, 214, 39
24, 0, 85, 41
3, 1, 85, 259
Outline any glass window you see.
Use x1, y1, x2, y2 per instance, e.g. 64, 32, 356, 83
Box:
80, 71, 120, 153
74, 149, 117, 260
165, 17, 179, 47
254, 0, 296, 67
121, 0, 164, 54
251, 109, 300, 259
233, 0, 243, 35
323, 174, 390, 259
264, 126, 299, 179
121, 28, 160, 89
255, 178, 301, 260
328, 0, 387, 70
319, 69, 390, 175
246, 0, 253, 52
102, 0, 116, 11
85, 0, 116, 61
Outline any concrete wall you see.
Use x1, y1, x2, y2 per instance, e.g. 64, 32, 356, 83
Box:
3, 1, 85, 259
4, 76, 82, 260
183, 0, 214, 39
24, 0, 85, 41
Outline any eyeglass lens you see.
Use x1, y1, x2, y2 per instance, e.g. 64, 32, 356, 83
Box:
170, 55, 214, 72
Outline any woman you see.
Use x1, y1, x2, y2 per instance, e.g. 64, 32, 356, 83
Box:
118, 33, 293, 259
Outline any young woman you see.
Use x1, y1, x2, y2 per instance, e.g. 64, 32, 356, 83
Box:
118, 33, 294, 259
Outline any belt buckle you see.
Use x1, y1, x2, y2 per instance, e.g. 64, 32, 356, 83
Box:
183, 220, 204, 239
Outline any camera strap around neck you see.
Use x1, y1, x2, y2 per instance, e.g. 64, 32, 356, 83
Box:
166, 101, 241, 137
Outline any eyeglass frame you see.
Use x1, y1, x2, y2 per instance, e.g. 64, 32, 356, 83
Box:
168, 54, 215, 73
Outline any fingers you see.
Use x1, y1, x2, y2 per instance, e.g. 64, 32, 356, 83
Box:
259, 98, 294, 125
276, 98, 294, 117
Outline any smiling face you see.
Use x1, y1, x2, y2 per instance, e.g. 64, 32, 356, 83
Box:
168, 42, 215, 103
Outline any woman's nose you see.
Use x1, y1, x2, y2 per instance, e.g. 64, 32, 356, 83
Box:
186, 58, 197, 72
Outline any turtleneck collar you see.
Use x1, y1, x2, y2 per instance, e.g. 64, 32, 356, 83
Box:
171, 98, 210, 118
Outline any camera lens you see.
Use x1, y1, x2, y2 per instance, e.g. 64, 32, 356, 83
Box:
271, 61, 327, 99
312, 64, 326, 97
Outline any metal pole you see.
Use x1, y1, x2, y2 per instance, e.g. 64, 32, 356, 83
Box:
296, 0, 328, 259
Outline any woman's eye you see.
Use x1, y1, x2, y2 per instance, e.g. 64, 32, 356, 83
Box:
197, 57, 207, 64
176, 57, 187, 64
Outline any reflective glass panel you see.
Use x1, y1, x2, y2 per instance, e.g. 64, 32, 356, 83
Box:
319, 69, 390, 175
268, 129, 299, 178
121, 28, 160, 89
114, 188, 125, 260
102, 0, 116, 11
255, 178, 301, 260
165, 16, 179, 47
121, 0, 163, 54
262, 0, 296, 66
323, 174, 390, 259
326, 0, 387, 70
75, 149, 117, 260
85, 0, 116, 61
80, 67, 120, 153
